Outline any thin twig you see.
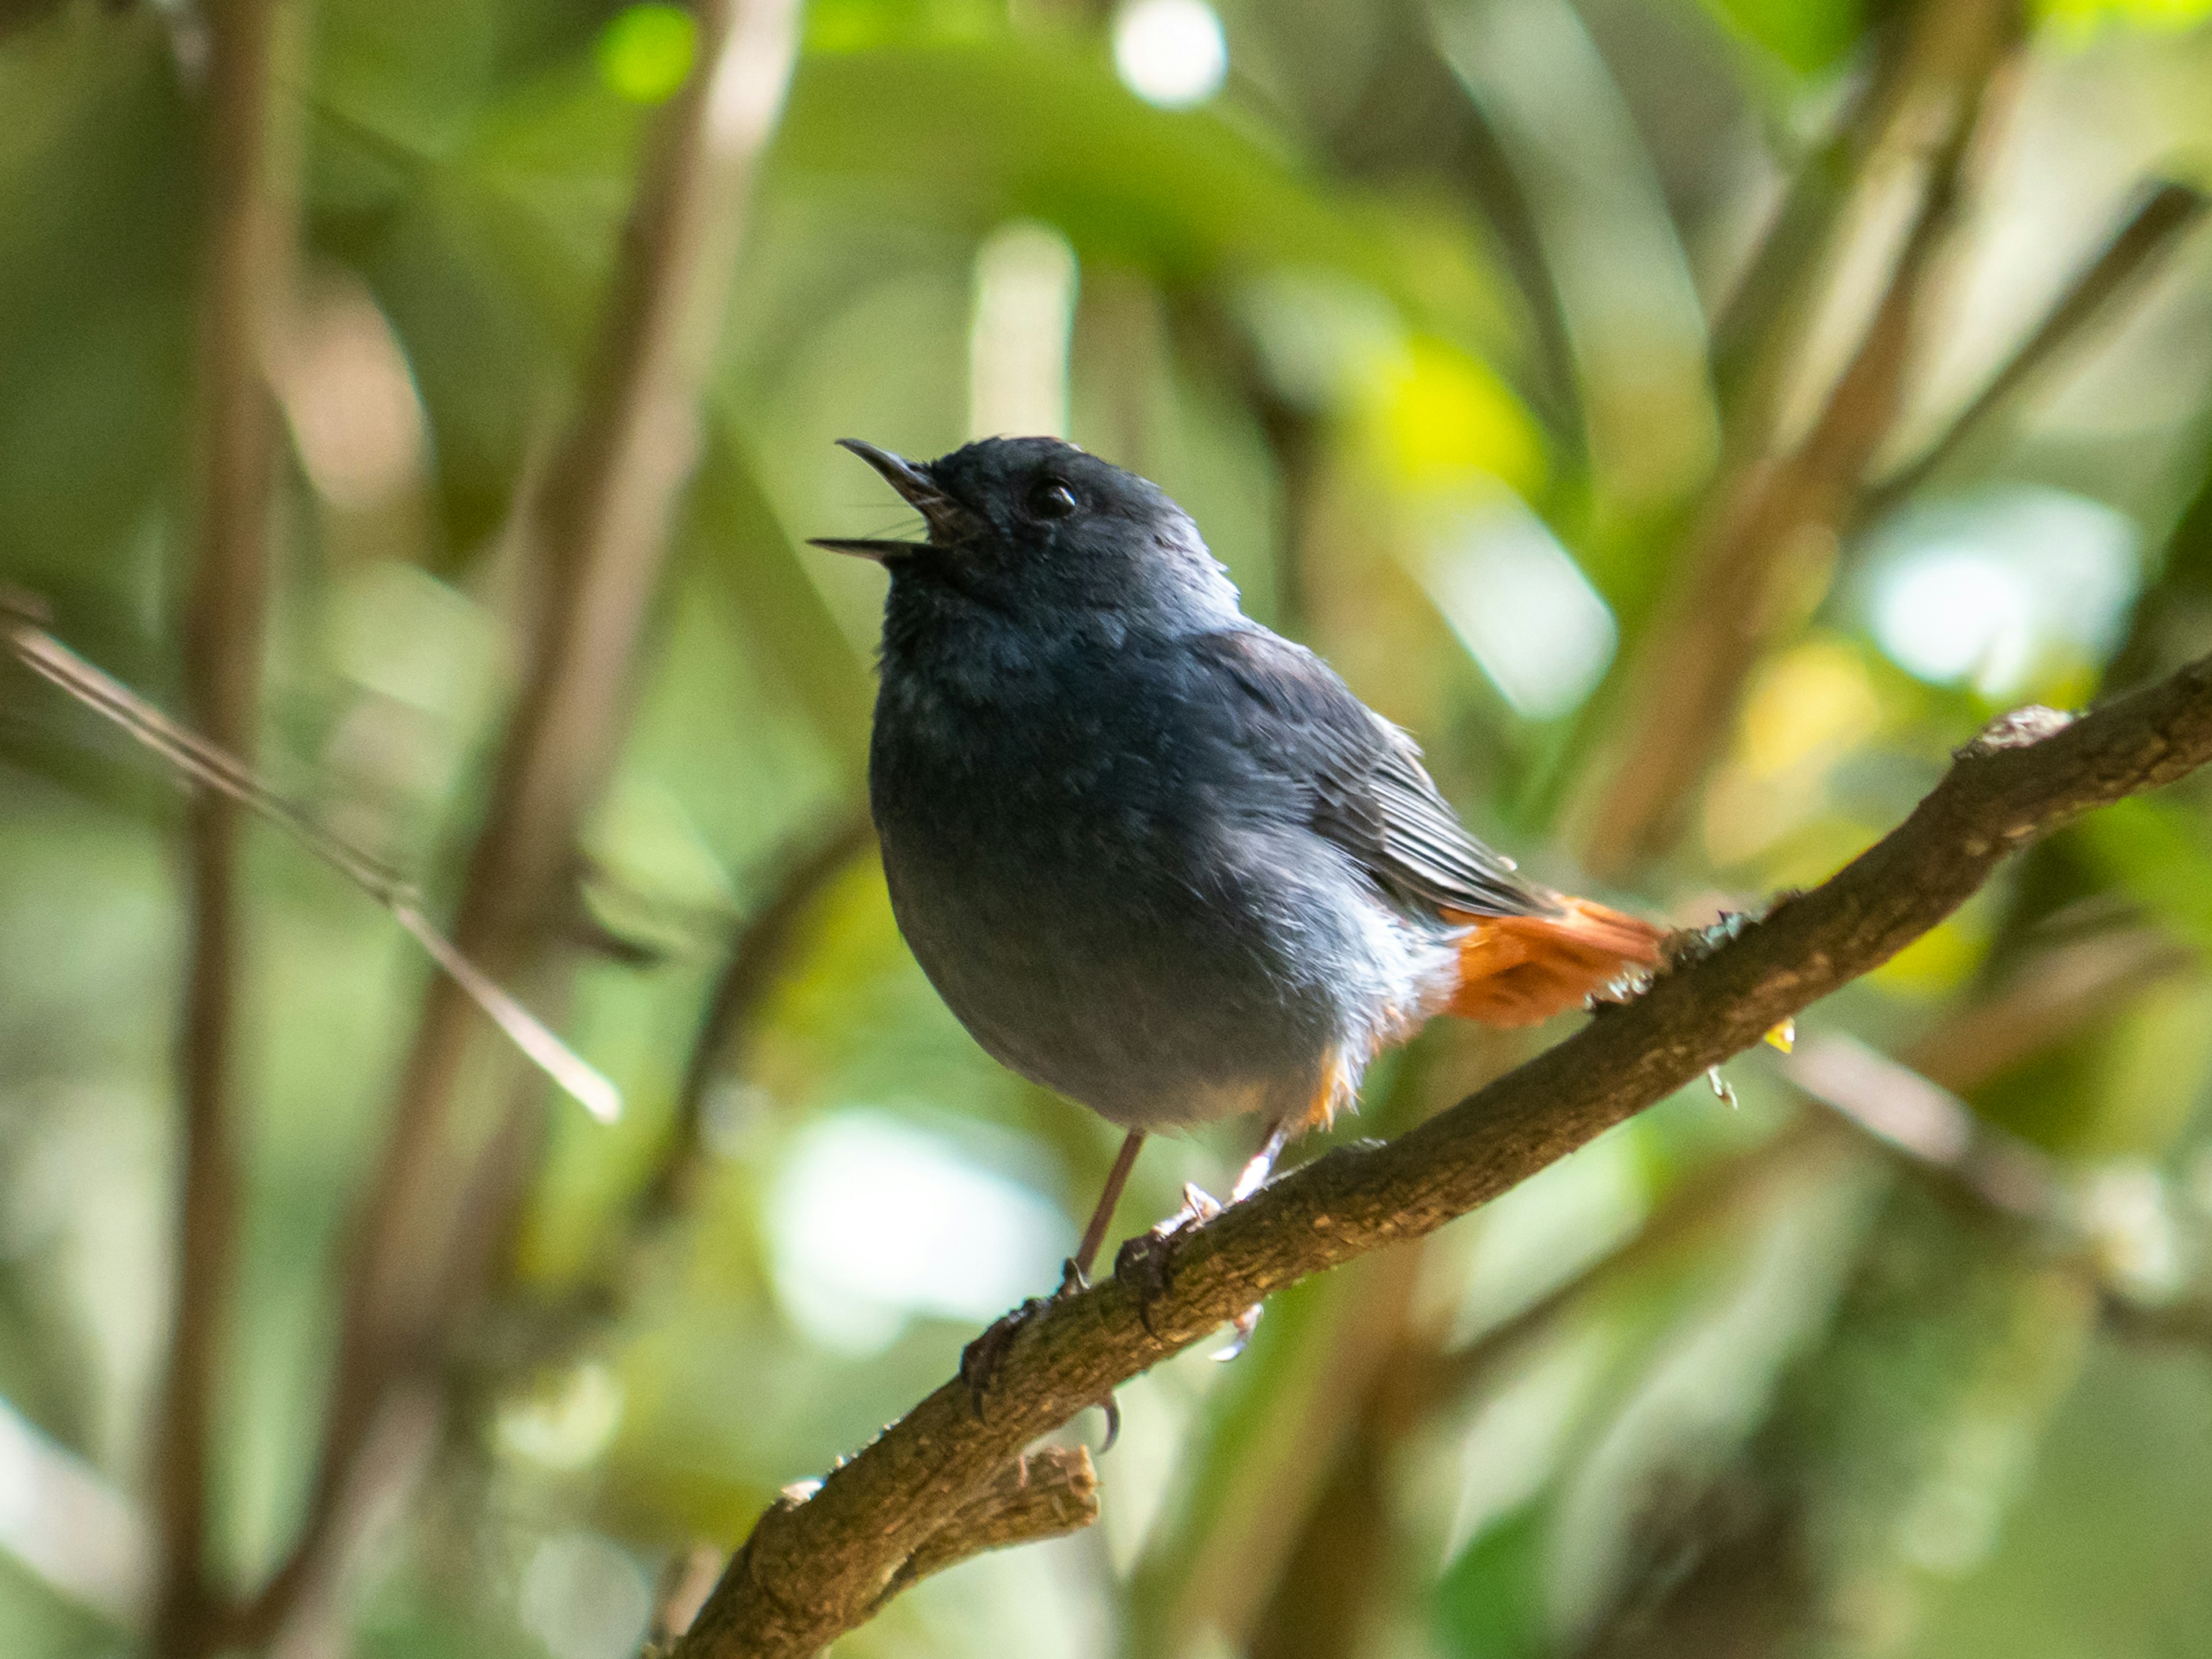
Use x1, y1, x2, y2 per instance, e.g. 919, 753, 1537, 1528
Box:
1706, 8, 1918, 438
652, 810, 873, 1227
675, 655, 2212, 1659
0, 607, 620, 1121
1577, 0, 2020, 878
1862, 178, 2208, 521
153, 1, 295, 1653
229, 0, 804, 1643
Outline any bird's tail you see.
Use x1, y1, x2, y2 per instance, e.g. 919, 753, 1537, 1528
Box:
1439, 898, 1665, 1028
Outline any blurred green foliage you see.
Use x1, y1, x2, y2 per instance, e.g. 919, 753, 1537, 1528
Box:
3, 0, 2212, 1657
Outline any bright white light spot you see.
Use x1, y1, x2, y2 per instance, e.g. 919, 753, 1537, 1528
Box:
1418, 501, 1617, 719
0, 1391, 149, 1624
521, 1533, 652, 1659
1112, 0, 1227, 109
770, 1112, 1070, 1355
1875, 552, 2033, 689
275, 275, 427, 510
497, 1360, 625, 1472
1864, 488, 2139, 697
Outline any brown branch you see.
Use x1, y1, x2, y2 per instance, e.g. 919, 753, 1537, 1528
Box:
1412, 912, 2188, 1425
878, 1446, 1100, 1598
1706, 8, 1919, 437
1577, 0, 2020, 878
229, 0, 803, 1643
153, 2, 297, 1654
2101, 1293, 2212, 1350
1862, 178, 2207, 521
672, 649, 2212, 1659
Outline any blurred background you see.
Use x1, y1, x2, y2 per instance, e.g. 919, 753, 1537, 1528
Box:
5, 0, 2212, 1654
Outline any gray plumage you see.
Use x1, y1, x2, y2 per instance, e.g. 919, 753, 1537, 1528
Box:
829, 436, 1558, 1133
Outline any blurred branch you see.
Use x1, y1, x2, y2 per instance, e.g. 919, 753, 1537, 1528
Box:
652, 810, 874, 1229
1415, 916, 2190, 1422
674, 653, 2212, 1659
230, 0, 802, 1645
1706, 16, 1915, 428
2101, 1293, 2212, 1350
1862, 179, 2209, 521
1899, 922, 2193, 1092
1577, 0, 2018, 878
648, 1544, 732, 1652
155, 1, 297, 1654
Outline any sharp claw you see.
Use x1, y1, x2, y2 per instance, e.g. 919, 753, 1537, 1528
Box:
961, 1260, 1100, 1420
1178, 1181, 1223, 1224
1096, 1394, 1122, 1453
1212, 1301, 1263, 1361
960, 1293, 1052, 1421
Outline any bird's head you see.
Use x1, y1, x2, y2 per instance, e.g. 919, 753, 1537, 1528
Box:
812, 436, 1243, 645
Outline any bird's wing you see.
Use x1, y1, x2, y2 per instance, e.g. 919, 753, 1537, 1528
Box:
1192, 627, 1554, 919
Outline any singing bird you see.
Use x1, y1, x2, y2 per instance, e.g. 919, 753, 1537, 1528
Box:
815, 436, 1661, 1311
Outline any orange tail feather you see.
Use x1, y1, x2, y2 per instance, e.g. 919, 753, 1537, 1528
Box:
1440, 899, 1665, 1028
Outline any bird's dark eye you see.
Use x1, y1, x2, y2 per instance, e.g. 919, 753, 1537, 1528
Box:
1027, 478, 1078, 520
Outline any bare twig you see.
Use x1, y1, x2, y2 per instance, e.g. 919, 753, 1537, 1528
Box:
0, 609, 619, 1120
1706, 16, 1913, 430
231, 0, 803, 1643
1862, 179, 2208, 521
153, 1, 296, 1653
1577, 0, 2019, 878
674, 654, 2212, 1659
653, 810, 873, 1226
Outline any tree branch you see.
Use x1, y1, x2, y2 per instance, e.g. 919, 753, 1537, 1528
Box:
230, 0, 802, 1643
876, 1446, 1100, 1597
155, 1, 297, 1653
673, 649, 2212, 1659
1862, 178, 2207, 521
1577, 0, 2019, 877
653, 810, 874, 1229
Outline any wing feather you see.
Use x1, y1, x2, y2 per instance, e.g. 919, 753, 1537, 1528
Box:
1194, 628, 1553, 919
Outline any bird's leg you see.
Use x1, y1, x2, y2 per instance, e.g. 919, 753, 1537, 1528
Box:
961, 1128, 1147, 1424
1063, 1128, 1147, 1290
1211, 1120, 1294, 1358
1230, 1119, 1294, 1203
1117, 1118, 1297, 1354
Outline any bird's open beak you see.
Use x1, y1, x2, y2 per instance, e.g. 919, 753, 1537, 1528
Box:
808, 438, 973, 562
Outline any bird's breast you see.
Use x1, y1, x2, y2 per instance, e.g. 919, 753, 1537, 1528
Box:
866, 649, 1453, 1128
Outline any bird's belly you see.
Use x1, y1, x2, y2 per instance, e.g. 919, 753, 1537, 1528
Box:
879, 826, 1454, 1130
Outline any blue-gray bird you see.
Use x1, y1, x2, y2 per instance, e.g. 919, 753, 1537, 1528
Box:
814, 436, 1660, 1302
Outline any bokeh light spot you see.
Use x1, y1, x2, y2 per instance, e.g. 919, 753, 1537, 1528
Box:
770, 1112, 1070, 1355
598, 3, 699, 105
1419, 499, 1615, 719
1112, 0, 1228, 109
1862, 487, 2138, 698
521, 1533, 651, 1659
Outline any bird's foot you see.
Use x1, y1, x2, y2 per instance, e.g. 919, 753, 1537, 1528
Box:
1112, 1182, 1262, 1354
1113, 1181, 1216, 1331
957, 1255, 1100, 1425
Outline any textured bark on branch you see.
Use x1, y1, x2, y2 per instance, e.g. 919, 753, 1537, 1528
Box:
671, 652, 2212, 1659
